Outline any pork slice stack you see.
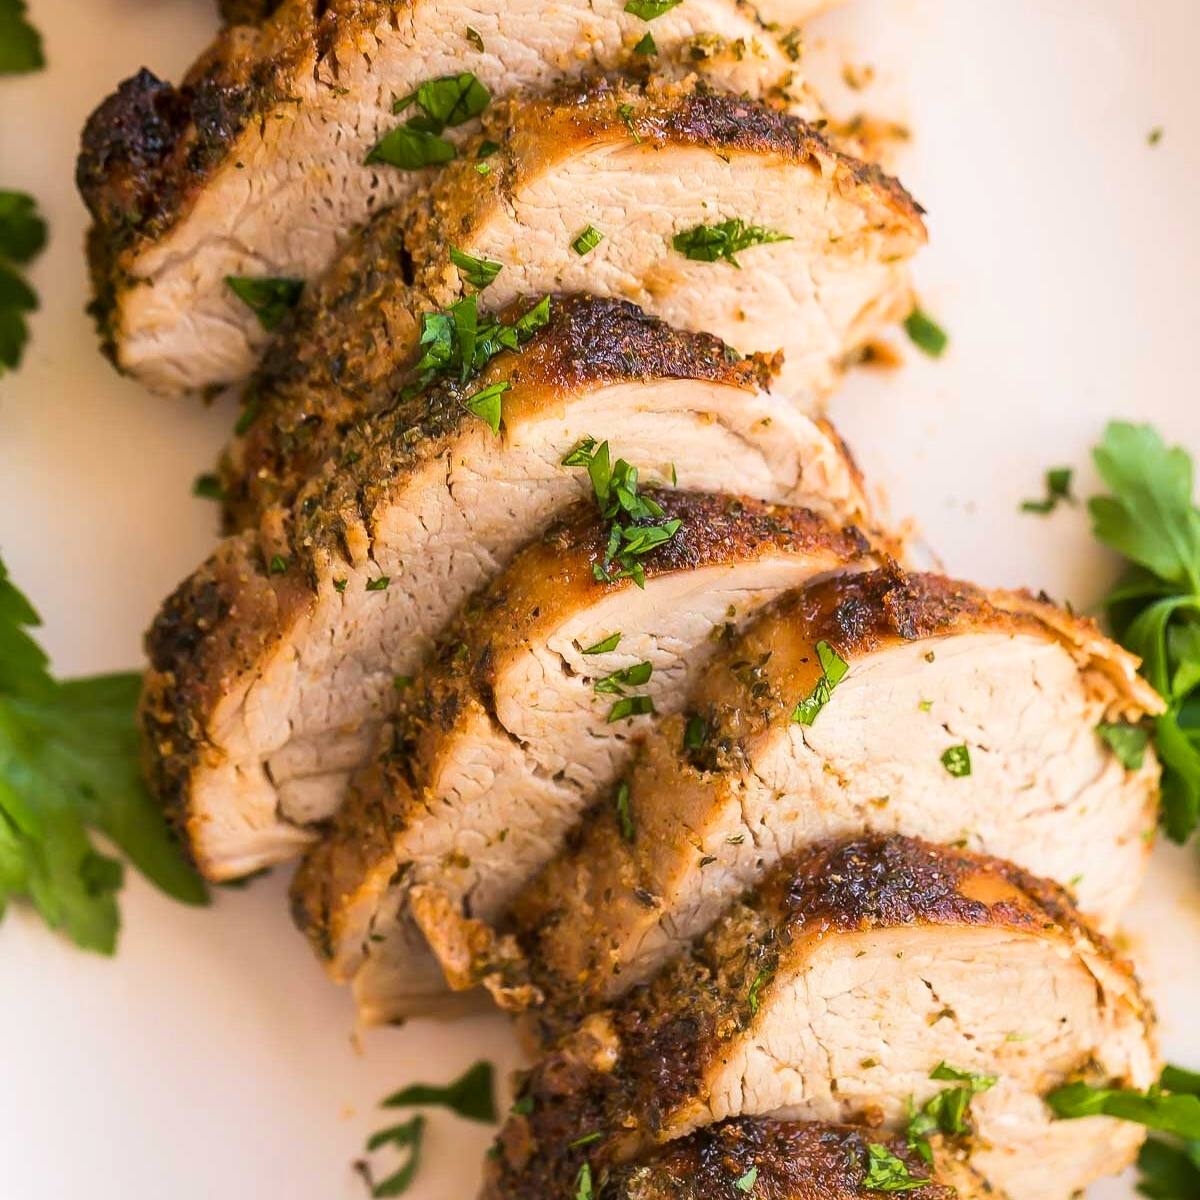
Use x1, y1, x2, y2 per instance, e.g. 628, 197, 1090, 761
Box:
88, 2, 1170, 1195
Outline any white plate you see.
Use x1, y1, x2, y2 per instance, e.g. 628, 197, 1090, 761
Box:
2, 1, 1198, 1196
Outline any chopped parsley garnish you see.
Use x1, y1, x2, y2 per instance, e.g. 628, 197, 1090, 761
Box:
268, 554, 289, 575
192, 472, 224, 501
1148, 127, 1164, 147
572, 225, 604, 256
683, 714, 708, 751
233, 389, 262, 435
464, 379, 509, 435
365, 576, 391, 592
1021, 466, 1074, 514
624, 0, 682, 17
906, 1063, 996, 1163
333, 578, 348, 593
450, 246, 502, 289
594, 661, 652, 694
0, 0, 44, 73
615, 780, 635, 842
747, 965, 772, 1015
582, 632, 621, 655
0, 554, 207, 953
616, 102, 642, 143
408, 293, 551, 394
367, 72, 491, 169
673, 218, 791, 268
561, 437, 683, 587
1138, 1134, 1200, 1198
791, 640, 848, 725
1047, 1069, 1200, 1140
0, 189, 46, 372
903, 307, 948, 358
940, 744, 971, 777
633, 31, 657, 55
575, 1162, 595, 1200
608, 694, 656, 723
1088, 422, 1200, 842
465, 25, 484, 51
734, 1165, 758, 1192
862, 1144, 927, 1192
381, 1061, 497, 1122
1097, 721, 1150, 769
477, 139, 500, 159
356, 1114, 424, 1197
569, 1131, 603, 1149
225, 275, 303, 332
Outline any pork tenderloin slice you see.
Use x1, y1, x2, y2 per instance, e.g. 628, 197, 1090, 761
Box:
485, 836, 1157, 1200
141, 296, 873, 881
604, 1119, 989, 1200
223, 74, 924, 528
79, 0, 819, 396
290, 492, 872, 1021
512, 569, 1163, 1012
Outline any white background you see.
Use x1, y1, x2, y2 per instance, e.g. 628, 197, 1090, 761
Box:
2, 1, 1198, 1196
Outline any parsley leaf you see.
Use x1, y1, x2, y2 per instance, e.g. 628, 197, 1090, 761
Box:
0, 556, 207, 952
1089, 422, 1200, 841
905, 1063, 996, 1163
561, 437, 683, 587
192, 473, 224, 502
734, 1164, 758, 1192
0, 190, 46, 372
357, 1114, 424, 1197
633, 31, 657, 55
450, 246, 502, 290
0, 0, 44, 73
1138, 1136, 1200, 1199
572, 225, 604, 256
903, 307, 948, 357
594, 661, 652, 694
1047, 1074, 1200, 1140
381, 1061, 497, 1123
225, 275, 303, 332
615, 780, 635, 842
747, 965, 772, 1015
1021, 466, 1074, 515
1097, 721, 1150, 769
575, 1162, 594, 1200
940, 744, 971, 777
673, 218, 792, 268
582, 632, 621, 655
791, 640, 848, 725
369, 73, 491, 170
624, 0, 682, 17
862, 1144, 927, 1192
463, 380, 508, 435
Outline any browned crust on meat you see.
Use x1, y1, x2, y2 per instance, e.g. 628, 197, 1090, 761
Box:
139, 296, 787, 864
485, 835, 1142, 1199
220, 0, 278, 22
287, 491, 870, 953
605, 1120, 969, 1200
217, 73, 920, 526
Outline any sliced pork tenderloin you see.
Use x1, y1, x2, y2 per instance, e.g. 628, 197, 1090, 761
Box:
79, 0, 820, 396
484, 836, 1158, 1200
604, 1120, 991, 1200
511, 569, 1162, 1013
222, 74, 925, 527
290, 492, 872, 1022
141, 296, 875, 882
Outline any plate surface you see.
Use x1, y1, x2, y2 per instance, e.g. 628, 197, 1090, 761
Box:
2, 1, 1198, 1196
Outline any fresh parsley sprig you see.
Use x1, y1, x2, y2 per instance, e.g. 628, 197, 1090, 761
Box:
0, 189, 46, 373
1047, 1069, 1200, 1140
0, 555, 207, 952
1089, 422, 1200, 842
561, 437, 682, 587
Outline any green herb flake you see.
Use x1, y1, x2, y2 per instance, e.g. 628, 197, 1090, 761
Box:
464, 380, 509, 435
615, 781, 635, 843
510, 1094, 534, 1116
747, 966, 772, 1016
475, 162, 491, 176
0, 0, 45, 74
633, 31, 657, 55
594, 661, 653, 694
333, 578, 348, 593
0, 190, 47, 372
569, 1131, 603, 1149
903, 307, 948, 358
575, 1162, 594, 1200
582, 632, 622, 655
381, 1061, 497, 1123
1137, 1134, 1200, 1199
572, 225, 604, 256
365, 576, 391, 592
477, 139, 500, 159
673, 218, 792, 268
465, 25, 484, 51
608, 694, 656, 723
268, 554, 289, 575
0, 555, 208, 953
683, 714, 708, 751
450, 246, 503, 289
225, 275, 304, 332
358, 1113, 424, 1197
393, 675, 414, 692
624, 0, 682, 17
1021, 466, 1075, 515
734, 1165, 758, 1192
1097, 721, 1150, 770
862, 1144, 927, 1193
940, 744, 971, 777
905, 1063, 996, 1164
617, 102, 642, 144
192, 473, 224, 501
1148, 127, 1164, 146
369, 72, 490, 170
1047, 1074, 1200, 1141
791, 640, 849, 725
366, 125, 457, 170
